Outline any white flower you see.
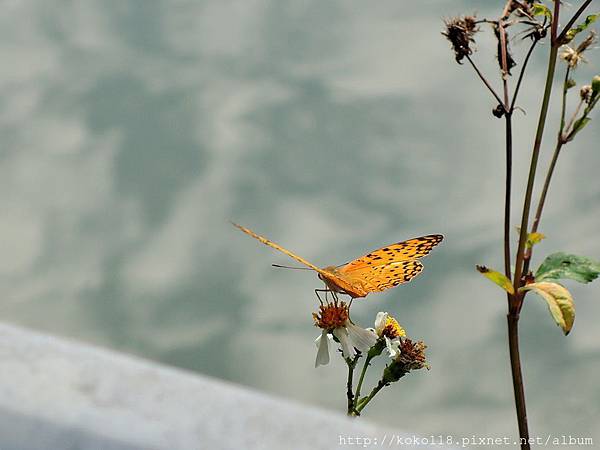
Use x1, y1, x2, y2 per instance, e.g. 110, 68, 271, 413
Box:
374, 311, 389, 335
315, 304, 378, 367
374, 312, 406, 358
345, 320, 378, 354
384, 336, 401, 358
315, 331, 333, 367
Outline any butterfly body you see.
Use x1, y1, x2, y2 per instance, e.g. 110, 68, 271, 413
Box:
233, 222, 442, 299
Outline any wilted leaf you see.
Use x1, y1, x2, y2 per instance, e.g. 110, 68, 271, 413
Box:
532, 3, 552, 19
526, 232, 546, 249
520, 282, 575, 335
476, 265, 514, 294
536, 252, 600, 283
564, 13, 599, 43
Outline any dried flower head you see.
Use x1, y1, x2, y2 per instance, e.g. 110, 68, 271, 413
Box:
560, 31, 597, 69
382, 338, 429, 383
580, 85, 593, 103
396, 339, 429, 371
443, 15, 479, 64
576, 30, 598, 54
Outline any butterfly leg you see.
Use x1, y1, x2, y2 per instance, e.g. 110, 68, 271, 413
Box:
330, 290, 340, 303
314, 289, 330, 305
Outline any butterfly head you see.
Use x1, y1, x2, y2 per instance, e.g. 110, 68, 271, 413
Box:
318, 266, 339, 281
318, 266, 347, 294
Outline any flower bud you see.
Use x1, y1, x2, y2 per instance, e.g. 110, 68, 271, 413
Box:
592, 75, 600, 96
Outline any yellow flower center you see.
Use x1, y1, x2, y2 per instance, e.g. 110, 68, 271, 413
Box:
382, 316, 406, 339
313, 301, 349, 330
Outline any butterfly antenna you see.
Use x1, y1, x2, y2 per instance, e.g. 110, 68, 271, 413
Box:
272, 264, 314, 270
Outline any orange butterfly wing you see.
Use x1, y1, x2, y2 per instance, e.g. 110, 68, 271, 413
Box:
338, 235, 443, 294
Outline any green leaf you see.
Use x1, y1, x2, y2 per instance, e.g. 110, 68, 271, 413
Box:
520, 282, 575, 335
532, 3, 552, 19
536, 252, 600, 283
566, 78, 576, 90
526, 232, 546, 249
564, 13, 600, 43
476, 265, 514, 294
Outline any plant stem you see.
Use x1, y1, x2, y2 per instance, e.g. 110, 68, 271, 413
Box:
523, 66, 570, 275
346, 356, 358, 416
508, 4, 561, 449
512, 3, 560, 297
518, 0, 595, 279
508, 313, 530, 449
498, 2, 513, 278
529, 66, 571, 239
504, 114, 513, 279
559, 67, 572, 137
353, 354, 373, 410
355, 379, 388, 414
531, 141, 563, 237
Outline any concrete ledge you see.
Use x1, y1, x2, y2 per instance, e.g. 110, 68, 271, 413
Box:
0, 322, 447, 449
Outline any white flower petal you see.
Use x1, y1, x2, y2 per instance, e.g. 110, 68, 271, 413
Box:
374, 312, 388, 336
315, 330, 331, 367
345, 321, 377, 352
385, 336, 401, 358
333, 327, 356, 359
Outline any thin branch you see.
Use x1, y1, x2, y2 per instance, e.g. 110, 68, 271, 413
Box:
466, 54, 506, 108
345, 356, 358, 416
499, 2, 512, 108
531, 141, 563, 236
504, 115, 513, 279
353, 354, 373, 410
523, 65, 571, 275
563, 98, 585, 137
498, 0, 513, 279
510, 38, 540, 112
559, 66, 572, 137
556, 0, 594, 44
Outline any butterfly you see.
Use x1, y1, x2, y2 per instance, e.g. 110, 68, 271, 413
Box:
233, 222, 443, 300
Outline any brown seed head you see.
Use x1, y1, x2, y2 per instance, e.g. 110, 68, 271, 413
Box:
576, 31, 598, 54
397, 338, 429, 371
443, 16, 479, 64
